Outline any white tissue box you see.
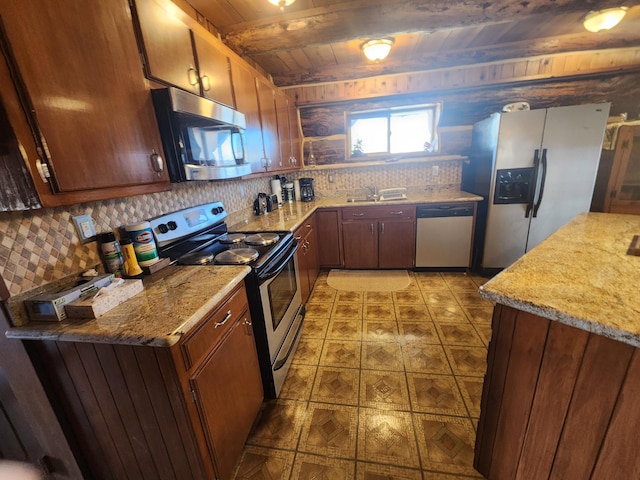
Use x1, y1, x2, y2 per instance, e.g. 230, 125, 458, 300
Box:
65, 279, 144, 319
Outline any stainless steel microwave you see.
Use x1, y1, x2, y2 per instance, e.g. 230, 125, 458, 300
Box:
151, 87, 250, 181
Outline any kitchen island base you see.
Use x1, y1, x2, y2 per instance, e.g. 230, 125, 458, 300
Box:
476, 304, 640, 480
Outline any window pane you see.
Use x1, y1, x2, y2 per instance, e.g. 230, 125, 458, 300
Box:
350, 117, 388, 155
390, 110, 434, 153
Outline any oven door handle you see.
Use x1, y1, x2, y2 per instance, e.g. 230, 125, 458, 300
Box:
260, 243, 298, 281
273, 306, 305, 371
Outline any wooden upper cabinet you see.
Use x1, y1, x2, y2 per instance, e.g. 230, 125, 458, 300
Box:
0, 0, 169, 206
605, 125, 640, 215
132, 0, 199, 95
289, 100, 302, 168
256, 76, 282, 171
275, 89, 294, 170
229, 59, 266, 173
133, 0, 234, 107
192, 30, 234, 107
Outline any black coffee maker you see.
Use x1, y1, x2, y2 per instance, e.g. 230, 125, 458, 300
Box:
299, 177, 315, 202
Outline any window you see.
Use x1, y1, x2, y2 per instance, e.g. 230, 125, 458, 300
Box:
346, 103, 442, 160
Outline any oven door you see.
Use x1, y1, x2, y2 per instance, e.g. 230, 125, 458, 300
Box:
258, 246, 302, 364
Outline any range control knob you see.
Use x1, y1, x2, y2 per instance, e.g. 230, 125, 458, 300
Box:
212, 206, 224, 215
167, 221, 178, 230
157, 223, 169, 234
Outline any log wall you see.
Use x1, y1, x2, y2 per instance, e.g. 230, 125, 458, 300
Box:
295, 71, 640, 167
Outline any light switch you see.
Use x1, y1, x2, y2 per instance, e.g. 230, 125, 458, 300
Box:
72, 214, 97, 243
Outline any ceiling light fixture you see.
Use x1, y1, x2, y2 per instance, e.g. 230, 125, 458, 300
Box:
361, 38, 394, 62
583, 7, 628, 32
267, 0, 296, 11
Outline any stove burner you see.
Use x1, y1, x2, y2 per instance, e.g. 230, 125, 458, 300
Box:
177, 251, 215, 265
220, 233, 246, 244
214, 248, 259, 265
244, 233, 279, 246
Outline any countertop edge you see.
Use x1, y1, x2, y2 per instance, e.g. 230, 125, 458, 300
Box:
479, 287, 640, 348
6, 267, 251, 348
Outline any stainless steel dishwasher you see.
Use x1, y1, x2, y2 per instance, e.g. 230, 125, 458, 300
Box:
415, 203, 475, 268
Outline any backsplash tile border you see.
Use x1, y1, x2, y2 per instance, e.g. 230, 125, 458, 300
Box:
0, 161, 461, 299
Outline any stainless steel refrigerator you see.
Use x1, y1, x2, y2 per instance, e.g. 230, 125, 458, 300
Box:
462, 103, 610, 272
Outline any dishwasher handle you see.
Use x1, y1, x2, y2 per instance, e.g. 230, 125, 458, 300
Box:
416, 203, 474, 218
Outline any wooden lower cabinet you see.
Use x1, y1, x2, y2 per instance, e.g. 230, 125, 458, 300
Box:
476, 304, 640, 479
316, 209, 342, 268
294, 214, 320, 303
29, 283, 262, 480
341, 205, 416, 269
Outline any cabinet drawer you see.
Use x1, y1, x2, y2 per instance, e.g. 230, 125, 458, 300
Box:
341, 205, 415, 220
180, 285, 249, 370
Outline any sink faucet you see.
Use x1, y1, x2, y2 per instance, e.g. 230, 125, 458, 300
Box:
365, 185, 379, 201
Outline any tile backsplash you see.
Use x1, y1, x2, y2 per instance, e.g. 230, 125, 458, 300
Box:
0, 160, 461, 298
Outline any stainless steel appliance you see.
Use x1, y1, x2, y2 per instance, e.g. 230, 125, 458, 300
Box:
415, 203, 474, 269
299, 177, 315, 201
149, 202, 304, 398
462, 103, 610, 272
151, 87, 251, 182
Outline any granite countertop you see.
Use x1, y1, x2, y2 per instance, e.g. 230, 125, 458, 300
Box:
6, 266, 251, 347
479, 212, 640, 347
227, 187, 482, 232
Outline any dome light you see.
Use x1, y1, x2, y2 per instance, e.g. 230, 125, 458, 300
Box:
361, 38, 394, 62
268, 0, 296, 11
583, 7, 628, 32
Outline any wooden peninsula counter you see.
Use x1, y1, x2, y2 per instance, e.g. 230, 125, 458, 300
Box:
475, 212, 640, 480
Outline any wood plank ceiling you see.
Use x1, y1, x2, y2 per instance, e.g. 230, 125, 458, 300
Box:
187, 0, 640, 87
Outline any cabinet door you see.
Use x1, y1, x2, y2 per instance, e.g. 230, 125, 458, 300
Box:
606, 125, 640, 214
379, 218, 416, 268
132, 0, 199, 95
0, 0, 169, 205
275, 89, 294, 170
317, 210, 342, 267
229, 59, 266, 173
295, 216, 319, 303
295, 229, 311, 303
256, 76, 282, 171
192, 30, 234, 107
289, 101, 302, 168
306, 218, 320, 290
190, 314, 263, 480
342, 221, 378, 269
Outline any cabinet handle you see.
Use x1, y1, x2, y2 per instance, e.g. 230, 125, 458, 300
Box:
150, 149, 164, 175
244, 318, 253, 335
370, 223, 374, 233
381, 222, 385, 234
200, 74, 210, 92
295, 235, 302, 241
390, 211, 404, 215
305, 223, 312, 228
215, 310, 232, 328
352, 213, 365, 217
290, 155, 297, 165
187, 66, 199, 86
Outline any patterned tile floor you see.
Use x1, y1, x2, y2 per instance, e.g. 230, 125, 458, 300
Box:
234, 270, 493, 480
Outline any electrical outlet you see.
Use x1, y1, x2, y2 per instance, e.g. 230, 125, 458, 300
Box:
72, 214, 97, 244
328, 174, 335, 183
432, 165, 439, 177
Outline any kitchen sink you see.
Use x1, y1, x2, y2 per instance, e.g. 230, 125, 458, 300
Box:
346, 196, 378, 203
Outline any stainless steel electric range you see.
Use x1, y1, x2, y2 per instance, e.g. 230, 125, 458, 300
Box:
149, 202, 305, 398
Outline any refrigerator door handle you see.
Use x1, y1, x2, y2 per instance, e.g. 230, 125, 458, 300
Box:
532, 148, 548, 217
525, 149, 540, 218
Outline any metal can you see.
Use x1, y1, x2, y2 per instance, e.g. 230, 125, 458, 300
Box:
124, 221, 159, 267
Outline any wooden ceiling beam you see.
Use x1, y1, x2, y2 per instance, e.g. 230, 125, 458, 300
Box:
220, 0, 624, 54
284, 47, 640, 106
